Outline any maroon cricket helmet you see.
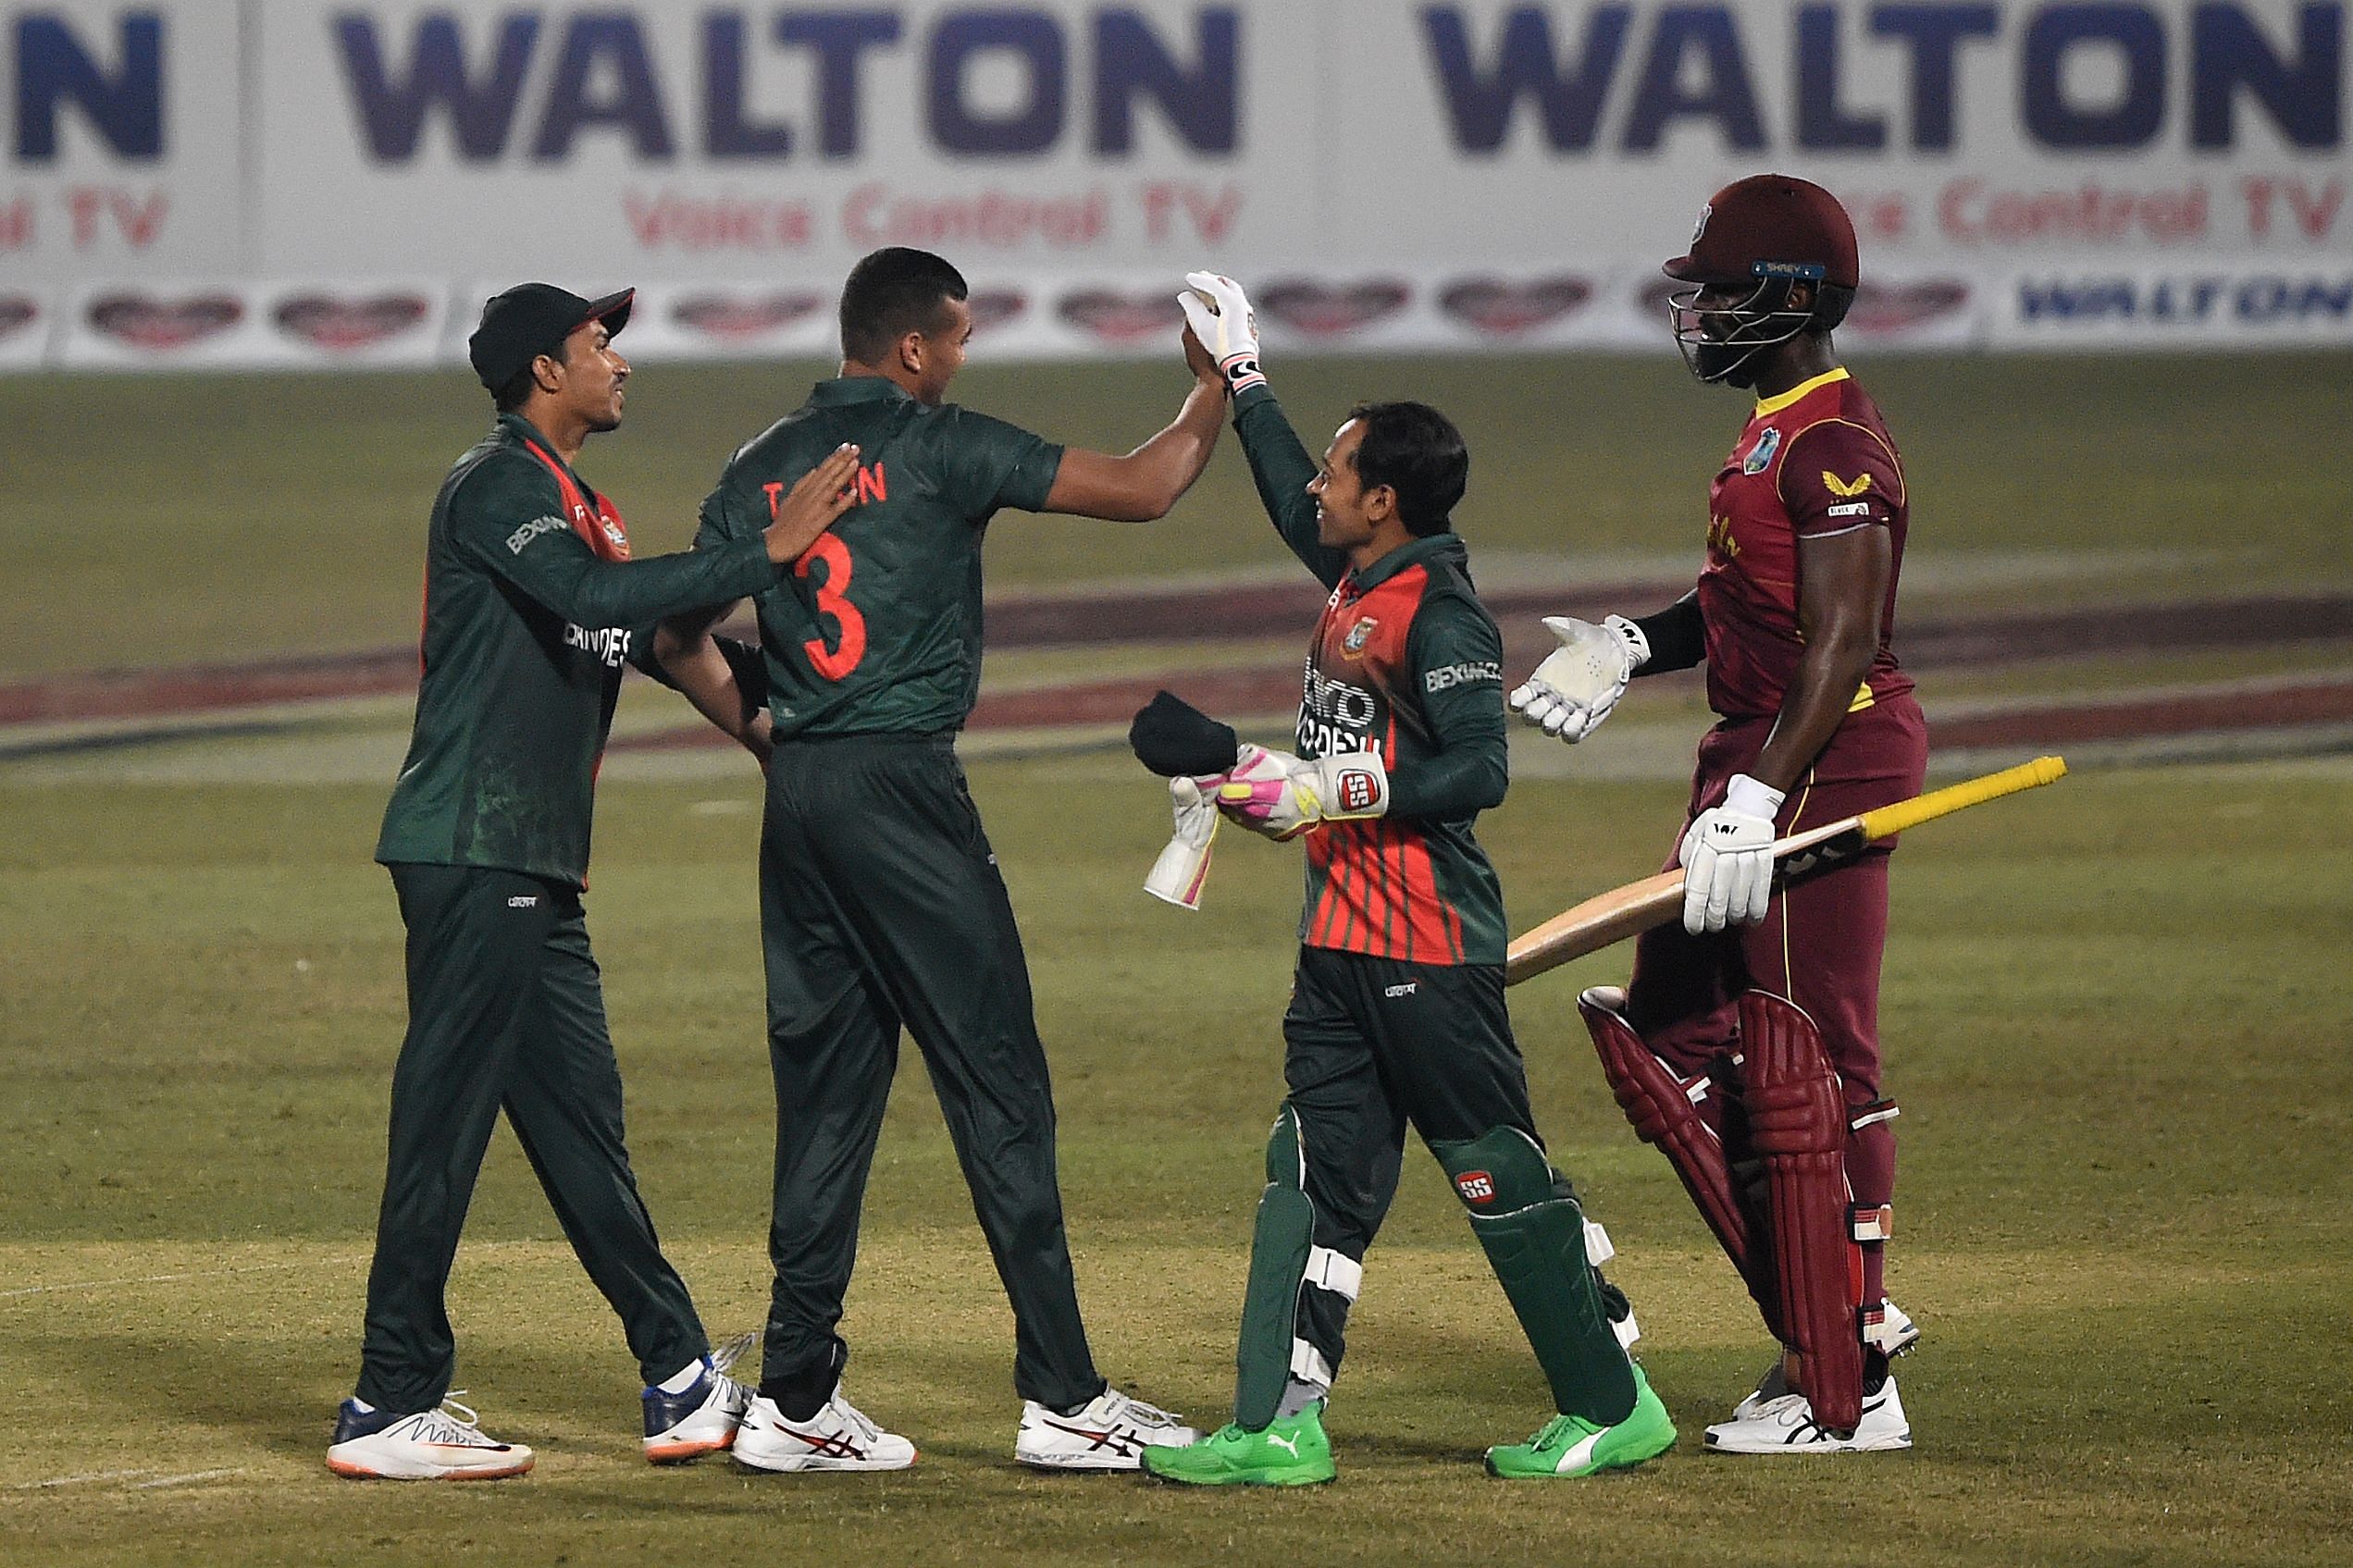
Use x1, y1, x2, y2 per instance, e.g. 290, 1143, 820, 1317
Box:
1664, 175, 1859, 290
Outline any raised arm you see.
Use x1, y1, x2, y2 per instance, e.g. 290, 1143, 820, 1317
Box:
1176, 273, 1348, 588
1038, 369, 1226, 522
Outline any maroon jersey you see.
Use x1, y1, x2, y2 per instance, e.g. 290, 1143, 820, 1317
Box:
1698, 368, 1913, 722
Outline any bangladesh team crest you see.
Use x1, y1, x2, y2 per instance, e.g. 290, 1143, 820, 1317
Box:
1342, 616, 1378, 657
1741, 426, 1782, 475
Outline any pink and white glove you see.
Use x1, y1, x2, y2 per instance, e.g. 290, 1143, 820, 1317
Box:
1216, 744, 1389, 841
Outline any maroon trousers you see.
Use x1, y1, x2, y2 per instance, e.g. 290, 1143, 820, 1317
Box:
1624, 695, 1926, 1311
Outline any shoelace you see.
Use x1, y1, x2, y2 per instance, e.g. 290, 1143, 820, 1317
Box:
828, 1392, 884, 1444
1110, 1393, 1183, 1429
412, 1392, 494, 1445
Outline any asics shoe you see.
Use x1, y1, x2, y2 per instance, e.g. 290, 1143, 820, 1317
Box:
327, 1393, 534, 1481
642, 1345, 754, 1463
1141, 1406, 1334, 1488
1015, 1386, 1196, 1471
733, 1389, 916, 1473
1486, 1363, 1678, 1478
1705, 1375, 1911, 1454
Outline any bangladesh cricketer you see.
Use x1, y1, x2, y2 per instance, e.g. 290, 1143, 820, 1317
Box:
1510, 175, 1927, 1453
1140, 274, 1676, 1487
653, 247, 1224, 1472
328, 283, 860, 1481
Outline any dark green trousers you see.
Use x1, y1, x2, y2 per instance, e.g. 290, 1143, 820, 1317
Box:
357, 863, 707, 1414
757, 735, 1101, 1410
1280, 946, 1570, 1382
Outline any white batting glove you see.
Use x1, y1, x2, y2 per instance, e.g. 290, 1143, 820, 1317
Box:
1678, 772, 1785, 933
1178, 271, 1265, 394
1216, 744, 1388, 840
1509, 614, 1649, 743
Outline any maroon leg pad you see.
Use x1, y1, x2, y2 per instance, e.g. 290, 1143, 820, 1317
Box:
1580, 987, 1785, 1341
1738, 990, 1864, 1437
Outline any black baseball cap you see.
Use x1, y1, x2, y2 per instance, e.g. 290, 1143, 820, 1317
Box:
467, 283, 635, 390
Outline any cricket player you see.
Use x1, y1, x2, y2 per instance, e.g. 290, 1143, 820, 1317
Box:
329, 283, 861, 1480
1509, 175, 1927, 1452
1141, 273, 1676, 1486
652, 247, 1226, 1472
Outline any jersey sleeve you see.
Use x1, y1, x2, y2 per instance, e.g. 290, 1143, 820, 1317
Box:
935, 407, 1066, 518
1389, 591, 1509, 820
1777, 419, 1904, 538
448, 455, 776, 629
1232, 384, 1348, 589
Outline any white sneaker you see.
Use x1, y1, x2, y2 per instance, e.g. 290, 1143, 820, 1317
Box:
1015, 1386, 1198, 1471
1705, 1376, 1912, 1454
642, 1350, 754, 1463
733, 1390, 916, 1473
1728, 1301, 1919, 1422
328, 1393, 535, 1480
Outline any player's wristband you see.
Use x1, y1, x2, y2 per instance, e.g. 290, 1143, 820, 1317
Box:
1723, 772, 1786, 821
1219, 352, 1266, 396
1629, 597, 1705, 674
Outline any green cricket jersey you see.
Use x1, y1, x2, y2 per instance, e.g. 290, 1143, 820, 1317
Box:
1233, 385, 1510, 966
692, 377, 1064, 739
376, 412, 779, 887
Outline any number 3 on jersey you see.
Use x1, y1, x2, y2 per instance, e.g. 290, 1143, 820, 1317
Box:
793, 534, 866, 680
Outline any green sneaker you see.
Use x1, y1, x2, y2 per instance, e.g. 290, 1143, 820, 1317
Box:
1486, 1364, 1677, 1478
1141, 1409, 1335, 1487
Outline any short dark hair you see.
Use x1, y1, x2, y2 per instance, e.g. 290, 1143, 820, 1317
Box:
491, 362, 539, 413
840, 247, 968, 364
1345, 401, 1468, 537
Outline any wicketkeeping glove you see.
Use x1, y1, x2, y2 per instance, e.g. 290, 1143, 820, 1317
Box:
1177, 271, 1266, 395
1678, 772, 1785, 933
1508, 614, 1649, 744
1143, 774, 1223, 909
1216, 744, 1389, 840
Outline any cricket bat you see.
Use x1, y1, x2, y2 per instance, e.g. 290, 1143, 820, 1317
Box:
1504, 755, 2069, 986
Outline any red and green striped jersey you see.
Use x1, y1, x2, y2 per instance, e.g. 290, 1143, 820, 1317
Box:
1232, 386, 1509, 968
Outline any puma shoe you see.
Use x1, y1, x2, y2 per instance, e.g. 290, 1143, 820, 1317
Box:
327, 1394, 535, 1480
1014, 1386, 1196, 1471
642, 1352, 753, 1463
1486, 1362, 1678, 1477
1705, 1375, 1911, 1454
733, 1389, 916, 1473
1141, 1406, 1335, 1488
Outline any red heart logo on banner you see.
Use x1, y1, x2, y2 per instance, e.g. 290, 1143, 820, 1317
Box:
1438, 277, 1595, 335
0, 298, 35, 340
1846, 280, 1969, 334
967, 290, 1028, 334
87, 292, 244, 351
1057, 289, 1183, 343
670, 290, 824, 340
1258, 279, 1410, 338
273, 292, 430, 352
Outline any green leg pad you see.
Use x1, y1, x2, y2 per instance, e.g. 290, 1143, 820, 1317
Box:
1234, 1105, 1314, 1430
1433, 1127, 1638, 1426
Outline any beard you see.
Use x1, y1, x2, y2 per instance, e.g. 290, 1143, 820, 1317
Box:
1692, 338, 1764, 387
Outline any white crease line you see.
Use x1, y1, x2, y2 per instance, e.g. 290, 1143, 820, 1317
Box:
132, 1468, 244, 1490
14, 1468, 155, 1489
0, 1241, 555, 1303
0, 1258, 324, 1302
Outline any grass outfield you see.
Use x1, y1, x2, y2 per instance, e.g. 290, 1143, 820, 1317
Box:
4, 759, 2350, 1566
4, 349, 2349, 677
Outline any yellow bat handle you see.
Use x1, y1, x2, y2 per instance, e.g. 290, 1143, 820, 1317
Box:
1853, 754, 2069, 842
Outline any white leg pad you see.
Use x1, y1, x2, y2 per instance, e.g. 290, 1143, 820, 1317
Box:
1288, 1339, 1335, 1392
